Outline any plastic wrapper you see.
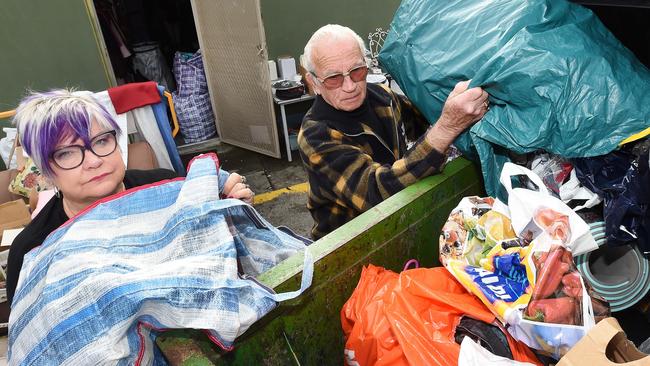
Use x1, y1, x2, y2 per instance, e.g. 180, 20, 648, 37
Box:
527, 153, 572, 198
440, 195, 610, 360
526, 152, 602, 211
132, 42, 176, 91
573, 147, 650, 252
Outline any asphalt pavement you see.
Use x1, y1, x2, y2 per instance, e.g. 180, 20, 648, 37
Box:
181, 143, 313, 238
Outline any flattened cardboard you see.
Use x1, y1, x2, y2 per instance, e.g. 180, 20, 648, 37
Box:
558, 317, 649, 365
1, 228, 23, 247
0, 199, 31, 240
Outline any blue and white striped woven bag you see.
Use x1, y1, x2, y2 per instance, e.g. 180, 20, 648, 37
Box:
8, 154, 313, 365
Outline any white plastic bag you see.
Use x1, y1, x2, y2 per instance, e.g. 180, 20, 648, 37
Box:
527, 153, 602, 211
559, 169, 602, 211
458, 337, 535, 366
499, 163, 598, 256
0, 127, 17, 169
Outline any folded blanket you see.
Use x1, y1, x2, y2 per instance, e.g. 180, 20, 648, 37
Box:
108, 81, 161, 114
8, 153, 313, 365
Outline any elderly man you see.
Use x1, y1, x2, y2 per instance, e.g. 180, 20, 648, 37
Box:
298, 24, 489, 239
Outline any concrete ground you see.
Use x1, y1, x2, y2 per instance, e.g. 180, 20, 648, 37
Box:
182, 142, 313, 238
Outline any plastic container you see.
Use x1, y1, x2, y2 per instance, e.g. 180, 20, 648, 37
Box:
575, 221, 650, 312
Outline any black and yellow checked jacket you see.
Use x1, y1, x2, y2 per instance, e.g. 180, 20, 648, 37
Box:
298, 83, 447, 239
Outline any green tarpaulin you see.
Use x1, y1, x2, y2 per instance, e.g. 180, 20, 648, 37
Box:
380, 0, 650, 196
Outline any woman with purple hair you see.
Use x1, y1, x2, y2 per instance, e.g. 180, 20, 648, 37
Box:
6, 89, 254, 305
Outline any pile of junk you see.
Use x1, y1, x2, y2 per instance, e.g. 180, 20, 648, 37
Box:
341, 0, 650, 365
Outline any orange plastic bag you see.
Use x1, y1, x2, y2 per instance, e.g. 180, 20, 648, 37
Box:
341, 265, 540, 366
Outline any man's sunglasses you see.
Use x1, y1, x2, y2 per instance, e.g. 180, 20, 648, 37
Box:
312, 65, 368, 89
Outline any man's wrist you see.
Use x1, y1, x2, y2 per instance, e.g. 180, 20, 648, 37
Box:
425, 123, 456, 154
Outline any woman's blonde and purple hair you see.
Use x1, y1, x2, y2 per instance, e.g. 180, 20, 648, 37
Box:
13, 89, 121, 178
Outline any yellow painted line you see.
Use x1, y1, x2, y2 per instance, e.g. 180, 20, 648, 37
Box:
254, 182, 309, 205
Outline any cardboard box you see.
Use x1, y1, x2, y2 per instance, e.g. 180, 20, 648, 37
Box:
558, 317, 649, 365
0, 199, 31, 241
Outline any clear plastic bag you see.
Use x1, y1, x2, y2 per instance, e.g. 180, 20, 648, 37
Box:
528, 153, 572, 198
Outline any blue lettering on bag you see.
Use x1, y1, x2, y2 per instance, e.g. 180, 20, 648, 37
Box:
464, 266, 527, 304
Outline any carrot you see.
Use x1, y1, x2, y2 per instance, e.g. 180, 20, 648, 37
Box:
526, 297, 577, 325
561, 271, 582, 289
535, 208, 571, 242
562, 285, 582, 298
536, 251, 549, 269
535, 208, 557, 228
532, 247, 570, 300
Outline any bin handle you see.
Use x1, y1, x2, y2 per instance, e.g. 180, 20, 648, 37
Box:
403, 259, 419, 271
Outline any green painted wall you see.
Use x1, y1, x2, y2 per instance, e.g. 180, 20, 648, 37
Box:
261, 0, 401, 61
0, 1, 110, 119
0, 0, 401, 169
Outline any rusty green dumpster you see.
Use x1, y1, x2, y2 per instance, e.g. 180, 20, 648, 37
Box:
156, 157, 483, 365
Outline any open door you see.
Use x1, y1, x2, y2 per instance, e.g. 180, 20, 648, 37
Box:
190, 0, 280, 158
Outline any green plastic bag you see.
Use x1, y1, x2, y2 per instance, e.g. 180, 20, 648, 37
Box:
379, 0, 650, 196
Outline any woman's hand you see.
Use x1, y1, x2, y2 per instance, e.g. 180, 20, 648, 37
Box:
222, 173, 255, 204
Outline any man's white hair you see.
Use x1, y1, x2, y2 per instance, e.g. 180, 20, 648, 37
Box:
303, 24, 368, 73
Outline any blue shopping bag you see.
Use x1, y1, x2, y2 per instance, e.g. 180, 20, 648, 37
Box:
9, 154, 313, 365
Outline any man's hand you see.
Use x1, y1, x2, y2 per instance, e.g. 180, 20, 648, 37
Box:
426, 80, 489, 153
222, 173, 255, 204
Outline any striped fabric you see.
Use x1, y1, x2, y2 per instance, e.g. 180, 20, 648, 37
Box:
8, 154, 313, 365
172, 50, 217, 143
298, 83, 446, 239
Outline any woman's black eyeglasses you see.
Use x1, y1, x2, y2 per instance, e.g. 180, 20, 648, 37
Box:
50, 130, 118, 170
